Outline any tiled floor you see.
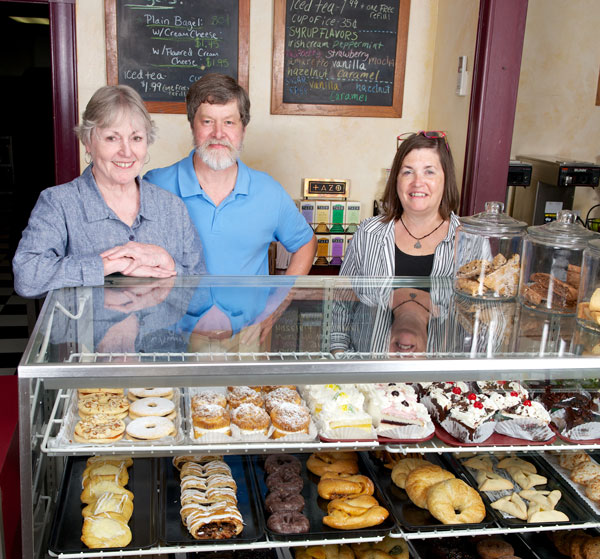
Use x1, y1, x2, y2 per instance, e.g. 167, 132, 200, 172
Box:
0, 242, 29, 375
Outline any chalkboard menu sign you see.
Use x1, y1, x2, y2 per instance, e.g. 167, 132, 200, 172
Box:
272, 0, 410, 117
105, 0, 249, 114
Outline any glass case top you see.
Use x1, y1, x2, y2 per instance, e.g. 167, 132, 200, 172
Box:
19, 275, 600, 369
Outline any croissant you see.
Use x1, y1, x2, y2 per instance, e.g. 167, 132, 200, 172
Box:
426, 478, 486, 524
391, 458, 430, 489
318, 475, 374, 500
405, 465, 455, 509
323, 495, 388, 530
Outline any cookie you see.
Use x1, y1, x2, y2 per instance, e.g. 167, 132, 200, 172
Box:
125, 416, 175, 440
457, 259, 492, 279
74, 414, 126, 444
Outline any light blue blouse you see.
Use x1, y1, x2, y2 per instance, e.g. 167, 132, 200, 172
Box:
13, 165, 206, 298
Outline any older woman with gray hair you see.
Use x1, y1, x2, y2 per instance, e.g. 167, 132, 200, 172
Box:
13, 85, 205, 298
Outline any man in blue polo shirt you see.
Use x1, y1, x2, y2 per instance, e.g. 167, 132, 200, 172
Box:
145, 74, 316, 276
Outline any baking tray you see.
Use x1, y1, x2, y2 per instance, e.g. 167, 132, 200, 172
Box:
434, 423, 556, 446
447, 452, 591, 528
361, 452, 495, 532
160, 455, 264, 545
48, 456, 158, 554
182, 549, 278, 559
251, 453, 395, 541
410, 532, 543, 559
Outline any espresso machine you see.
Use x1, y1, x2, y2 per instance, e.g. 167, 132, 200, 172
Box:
506, 155, 600, 225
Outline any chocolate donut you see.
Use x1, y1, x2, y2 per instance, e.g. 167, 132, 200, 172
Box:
265, 490, 305, 514
267, 511, 310, 534
265, 468, 303, 493
264, 454, 302, 475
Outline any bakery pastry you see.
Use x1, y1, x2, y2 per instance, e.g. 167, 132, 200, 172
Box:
474, 470, 514, 492
82, 462, 129, 487
405, 465, 455, 509
475, 538, 514, 559
352, 536, 409, 559
570, 461, 600, 485
193, 403, 231, 438
81, 492, 134, 521
230, 403, 270, 436
125, 416, 176, 440
318, 474, 374, 500
184, 505, 244, 539
267, 511, 310, 534
426, 478, 486, 524
391, 458, 431, 489
306, 452, 359, 477
128, 396, 176, 420
496, 457, 536, 473
323, 495, 388, 530
490, 492, 527, 520
172, 455, 223, 470
86, 455, 133, 468
558, 452, 591, 470
127, 387, 173, 400
74, 414, 126, 444
462, 455, 494, 472
507, 468, 547, 490
270, 402, 310, 439
296, 544, 354, 559
78, 388, 124, 397
81, 512, 132, 548
264, 387, 302, 413
80, 479, 134, 505
78, 394, 129, 419
227, 386, 264, 409
264, 454, 302, 475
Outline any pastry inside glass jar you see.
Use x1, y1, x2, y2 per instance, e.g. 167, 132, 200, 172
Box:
522, 264, 580, 311
456, 254, 520, 297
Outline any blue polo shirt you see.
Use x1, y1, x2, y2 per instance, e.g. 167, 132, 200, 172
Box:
145, 152, 313, 275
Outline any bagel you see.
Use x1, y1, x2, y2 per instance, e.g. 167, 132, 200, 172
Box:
426, 478, 486, 524
318, 474, 374, 500
391, 458, 430, 489
306, 453, 359, 478
405, 465, 455, 509
323, 495, 388, 530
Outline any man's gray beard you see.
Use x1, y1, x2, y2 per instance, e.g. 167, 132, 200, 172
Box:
195, 141, 241, 171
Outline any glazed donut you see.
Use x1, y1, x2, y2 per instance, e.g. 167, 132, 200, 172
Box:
475, 537, 514, 559
266, 468, 303, 493
125, 416, 175, 440
128, 387, 173, 400
323, 495, 389, 530
391, 458, 431, 489
306, 453, 359, 477
265, 490, 305, 514
571, 462, 600, 485
318, 475, 374, 500
267, 511, 310, 534
129, 396, 176, 420
405, 465, 455, 509
426, 478, 486, 524
264, 454, 302, 475
558, 452, 591, 470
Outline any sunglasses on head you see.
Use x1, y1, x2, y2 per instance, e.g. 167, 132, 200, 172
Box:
397, 130, 449, 152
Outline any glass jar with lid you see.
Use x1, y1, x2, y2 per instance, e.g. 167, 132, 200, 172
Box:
575, 238, 600, 331
454, 201, 527, 300
519, 210, 596, 314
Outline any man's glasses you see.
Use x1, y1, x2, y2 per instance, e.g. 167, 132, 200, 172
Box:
397, 130, 449, 152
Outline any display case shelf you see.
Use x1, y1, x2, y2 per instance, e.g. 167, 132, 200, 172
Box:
18, 276, 600, 559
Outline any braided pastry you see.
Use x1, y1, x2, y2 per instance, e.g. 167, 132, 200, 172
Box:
323, 495, 388, 530
318, 474, 374, 500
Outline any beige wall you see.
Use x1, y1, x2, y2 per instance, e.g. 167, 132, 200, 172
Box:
76, 1, 478, 218
511, 0, 600, 218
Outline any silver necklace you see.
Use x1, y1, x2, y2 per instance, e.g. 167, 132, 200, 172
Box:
400, 215, 445, 249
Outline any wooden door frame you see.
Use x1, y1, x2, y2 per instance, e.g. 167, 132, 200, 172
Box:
0, 0, 79, 185
460, 0, 529, 216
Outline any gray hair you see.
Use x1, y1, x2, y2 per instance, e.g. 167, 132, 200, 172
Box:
75, 85, 157, 146
186, 73, 250, 127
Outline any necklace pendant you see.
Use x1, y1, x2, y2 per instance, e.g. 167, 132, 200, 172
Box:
414, 241, 421, 249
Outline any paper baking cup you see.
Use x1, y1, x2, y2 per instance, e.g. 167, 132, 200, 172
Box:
551, 409, 600, 440
494, 417, 554, 441
440, 417, 496, 443
376, 420, 435, 440
315, 418, 378, 441
192, 427, 234, 443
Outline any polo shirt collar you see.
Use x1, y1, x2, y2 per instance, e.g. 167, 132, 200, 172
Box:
179, 150, 250, 198
80, 164, 156, 223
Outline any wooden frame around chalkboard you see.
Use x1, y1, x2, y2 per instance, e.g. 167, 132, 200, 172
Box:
105, 0, 250, 114
271, 0, 410, 117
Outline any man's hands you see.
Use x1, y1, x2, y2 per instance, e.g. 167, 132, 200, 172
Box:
102, 241, 177, 279
103, 278, 175, 313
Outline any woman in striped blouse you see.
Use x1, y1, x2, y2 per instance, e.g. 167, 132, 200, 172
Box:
340, 131, 460, 278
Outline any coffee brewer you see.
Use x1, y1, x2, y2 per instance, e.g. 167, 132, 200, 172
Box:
506, 155, 600, 225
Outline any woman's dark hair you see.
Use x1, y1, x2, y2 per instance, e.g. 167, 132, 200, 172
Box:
186, 73, 251, 127
380, 132, 459, 222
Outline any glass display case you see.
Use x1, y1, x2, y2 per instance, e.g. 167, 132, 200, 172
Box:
18, 275, 600, 558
